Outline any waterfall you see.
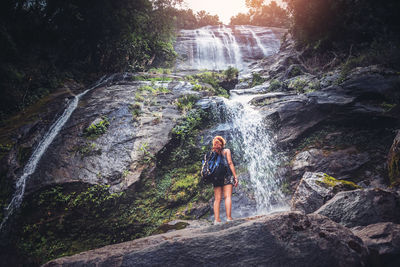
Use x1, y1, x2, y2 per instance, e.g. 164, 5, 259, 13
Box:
0, 75, 112, 230
176, 25, 281, 71
246, 26, 270, 57
221, 94, 288, 215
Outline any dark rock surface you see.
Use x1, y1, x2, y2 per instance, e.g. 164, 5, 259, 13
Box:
43, 212, 368, 267
315, 189, 400, 228
291, 147, 369, 180
352, 222, 400, 267
291, 172, 360, 214
26, 80, 203, 193
388, 131, 400, 184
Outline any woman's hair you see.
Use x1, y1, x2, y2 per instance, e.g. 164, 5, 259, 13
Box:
212, 136, 226, 153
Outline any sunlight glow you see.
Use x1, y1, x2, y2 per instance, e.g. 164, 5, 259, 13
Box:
184, 0, 249, 24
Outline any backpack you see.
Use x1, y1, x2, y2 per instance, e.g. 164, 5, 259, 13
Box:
201, 151, 227, 184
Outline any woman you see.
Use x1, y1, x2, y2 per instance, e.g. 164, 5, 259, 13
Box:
211, 136, 238, 225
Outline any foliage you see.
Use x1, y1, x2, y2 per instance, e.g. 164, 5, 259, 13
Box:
230, 1, 289, 27
175, 94, 200, 113
129, 103, 142, 121
84, 117, 110, 139
185, 71, 230, 98
251, 73, 265, 87
173, 9, 222, 29
138, 142, 155, 165
0, 0, 181, 120
223, 66, 239, 80
283, 0, 400, 51
269, 79, 282, 91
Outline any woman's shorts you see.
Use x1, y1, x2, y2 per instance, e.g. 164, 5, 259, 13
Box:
213, 175, 234, 188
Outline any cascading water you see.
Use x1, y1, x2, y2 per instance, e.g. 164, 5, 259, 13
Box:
221, 94, 288, 215
175, 25, 282, 71
0, 75, 112, 230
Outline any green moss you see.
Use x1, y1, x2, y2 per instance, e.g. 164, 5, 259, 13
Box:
152, 221, 189, 235
381, 102, 397, 112
316, 173, 361, 190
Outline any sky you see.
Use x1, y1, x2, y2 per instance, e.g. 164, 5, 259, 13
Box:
183, 0, 249, 24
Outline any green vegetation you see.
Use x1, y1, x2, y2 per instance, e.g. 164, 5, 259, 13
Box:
176, 95, 201, 113
269, 79, 282, 91
138, 85, 170, 95
138, 143, 155, 165
84, 117, 110, 139
288, 78, 308, 93
173, 9, 222, 29
251, 73, 265, 87
129, 103, 142, 121
74, 142, 101, 158
223, 67, 239, 80
185, 71, 230, 98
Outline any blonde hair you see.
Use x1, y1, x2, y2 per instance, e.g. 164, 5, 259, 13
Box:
212, 136, 226, 153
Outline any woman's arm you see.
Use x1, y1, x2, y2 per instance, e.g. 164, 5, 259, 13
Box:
225, 149, 238, 187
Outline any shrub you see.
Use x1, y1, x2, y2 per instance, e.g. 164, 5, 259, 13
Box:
84, 117, 110, 138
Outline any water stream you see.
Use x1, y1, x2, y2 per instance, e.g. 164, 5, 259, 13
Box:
0, 75, 112, 230
222, 94, 288, 215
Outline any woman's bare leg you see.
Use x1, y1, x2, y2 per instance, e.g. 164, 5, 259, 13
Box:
223, 184, 233, 220
213, 186, 222, 222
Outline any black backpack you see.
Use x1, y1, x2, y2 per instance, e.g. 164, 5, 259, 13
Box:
201, 151, 227, 184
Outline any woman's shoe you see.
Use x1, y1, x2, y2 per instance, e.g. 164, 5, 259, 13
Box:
227, 218, 234, 222
214, 220, 222, 225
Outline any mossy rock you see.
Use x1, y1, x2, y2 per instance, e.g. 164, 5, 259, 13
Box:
316, 173, 361, 193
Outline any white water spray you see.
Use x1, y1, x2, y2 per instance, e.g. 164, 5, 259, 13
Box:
0, 75, 112, 230
222, 94, 288, 214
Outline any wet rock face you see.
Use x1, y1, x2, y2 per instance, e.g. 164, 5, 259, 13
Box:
291, 172, 360, 214
26, 80, 202, 193
43, 212, 368, 267
388, 131, 400, 185
315, 189, 400, 228
352, 222, 400, 267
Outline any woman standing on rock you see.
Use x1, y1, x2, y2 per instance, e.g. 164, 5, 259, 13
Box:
211, 136, 238, 225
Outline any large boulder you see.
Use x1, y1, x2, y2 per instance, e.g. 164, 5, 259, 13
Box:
43, 212, 368, 267
352, 222, 400, 267
315, 188, 400, 228
291, 172, 361, 214
388, 131, 400, 185
291, 147, 370, 180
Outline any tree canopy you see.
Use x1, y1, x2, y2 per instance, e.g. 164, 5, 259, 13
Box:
230, 1, 289, 27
